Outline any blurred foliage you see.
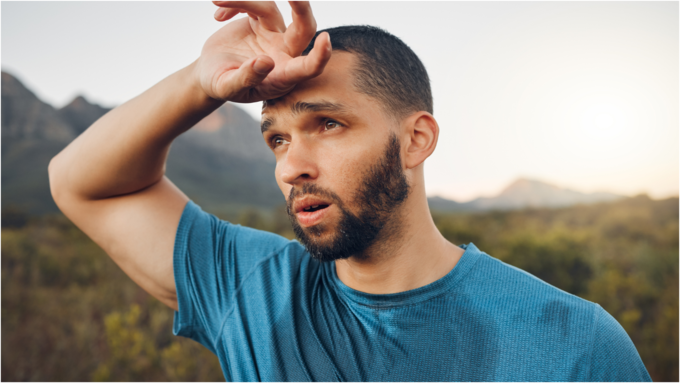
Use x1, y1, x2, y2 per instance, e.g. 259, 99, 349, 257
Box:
2, 195, 678, 381
1, 205, 29, 229
2, 213, 223, 381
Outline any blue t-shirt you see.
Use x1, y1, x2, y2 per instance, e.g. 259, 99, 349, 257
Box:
173, 201, 651, 382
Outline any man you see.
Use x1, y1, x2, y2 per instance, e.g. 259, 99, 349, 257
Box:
49, 1, 651, 381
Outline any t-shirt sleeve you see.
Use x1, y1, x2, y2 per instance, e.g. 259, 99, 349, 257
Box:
172, 200, 292, 353
588, 304, 652, 382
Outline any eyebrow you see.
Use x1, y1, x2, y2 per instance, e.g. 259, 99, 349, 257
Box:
261, 100, 349, 134
291, 101, 347, 115
261, 118, 274, 134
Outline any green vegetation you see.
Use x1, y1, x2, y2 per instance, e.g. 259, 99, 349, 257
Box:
2, 214, 222, 381
2, 195, 677, 381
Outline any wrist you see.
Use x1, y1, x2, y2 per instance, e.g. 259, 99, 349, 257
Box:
182, 60, 225, 111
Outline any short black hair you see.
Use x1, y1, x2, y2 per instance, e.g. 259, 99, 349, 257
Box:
302, 25, 433, 118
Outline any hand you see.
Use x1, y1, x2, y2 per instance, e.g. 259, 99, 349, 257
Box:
195, 1, 332, 103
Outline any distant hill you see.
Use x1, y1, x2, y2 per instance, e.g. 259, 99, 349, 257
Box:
1, 71, 630, 218
1, 71, 281, 216
1, 72, 75, 144
57, 95, 110, 136
2, 72, 77, 214
166, 102, 282, 215
428, 178, 625, 212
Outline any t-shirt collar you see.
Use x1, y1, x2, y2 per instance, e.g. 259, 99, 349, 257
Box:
324, 243, 484, 308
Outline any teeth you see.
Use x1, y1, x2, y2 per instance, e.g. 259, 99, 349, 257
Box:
302, 205, 322, 212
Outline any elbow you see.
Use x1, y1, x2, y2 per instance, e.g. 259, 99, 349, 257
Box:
48, 154, 66, 210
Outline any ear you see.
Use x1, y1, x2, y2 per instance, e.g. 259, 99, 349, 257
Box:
402, 112, 439, 169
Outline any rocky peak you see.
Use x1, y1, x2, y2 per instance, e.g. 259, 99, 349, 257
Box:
1, 71, 75, 144
57, 95, 110, 135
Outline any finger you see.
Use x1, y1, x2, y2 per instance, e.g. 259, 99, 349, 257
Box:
214, 7, 241, 22
213, 1, 286, 32
218, 55, 275, 98
284, 1, 317, 56
279, 32, 331, 87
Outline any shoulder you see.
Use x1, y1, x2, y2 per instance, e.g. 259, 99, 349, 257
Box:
458, 244, 650, 381
463, 244, 597, 315
454, 244, 601, 353
472, 249, 599, 342
588, 305, 652, 381
177, 200, 292, 250
172, 201, 312, 349
177, 201, 304, 258
174, 201, 311, 290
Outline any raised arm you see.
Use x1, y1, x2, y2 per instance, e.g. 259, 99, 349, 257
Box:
48, 1, 331, 310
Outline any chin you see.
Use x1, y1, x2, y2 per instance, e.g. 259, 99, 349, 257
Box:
297, 221, 337, 245
292, 221, 353, 262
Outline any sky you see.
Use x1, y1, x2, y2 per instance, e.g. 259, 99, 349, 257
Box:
2, 1, 678, 201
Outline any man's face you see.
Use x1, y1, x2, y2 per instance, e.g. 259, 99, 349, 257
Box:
261, 52, 410, 261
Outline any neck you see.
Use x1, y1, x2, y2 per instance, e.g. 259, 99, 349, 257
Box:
334, 182, 465, 295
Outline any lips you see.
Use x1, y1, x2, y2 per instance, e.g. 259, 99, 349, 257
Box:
293, 196, 333, 227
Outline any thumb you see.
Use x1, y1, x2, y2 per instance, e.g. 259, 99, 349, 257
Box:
231, 55, 275, 91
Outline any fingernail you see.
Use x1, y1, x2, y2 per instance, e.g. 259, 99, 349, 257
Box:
253, 59, 273, 74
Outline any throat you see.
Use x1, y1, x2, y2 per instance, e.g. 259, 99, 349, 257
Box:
334, 217, 464, 295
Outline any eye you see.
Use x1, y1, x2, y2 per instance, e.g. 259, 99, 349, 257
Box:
270, 136, 289, 149
323, 119, 342, 131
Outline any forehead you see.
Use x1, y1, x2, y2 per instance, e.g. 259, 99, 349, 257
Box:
262, 52, 362, 117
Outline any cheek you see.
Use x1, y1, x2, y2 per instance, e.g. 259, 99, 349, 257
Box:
320, 149, 370, 199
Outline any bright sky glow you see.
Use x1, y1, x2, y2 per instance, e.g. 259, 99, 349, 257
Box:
2, 1, 677, 201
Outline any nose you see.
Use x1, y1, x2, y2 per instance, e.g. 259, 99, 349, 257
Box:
278, 138, 319, 185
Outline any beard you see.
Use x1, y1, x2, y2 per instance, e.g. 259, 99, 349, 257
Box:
286, 133, 411, 262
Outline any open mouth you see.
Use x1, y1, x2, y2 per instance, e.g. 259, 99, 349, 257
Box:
302, 204, 330, 213
293, 197, 334, 227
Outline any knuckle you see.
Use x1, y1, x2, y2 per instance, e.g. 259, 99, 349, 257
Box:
305, 26, 316, 40
291, 25, 315, 42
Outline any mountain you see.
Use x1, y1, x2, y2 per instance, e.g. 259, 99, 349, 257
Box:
428, 178, 625, 212
1, 71, 281, 216
1, 72, 75, 144
57, 96, 110, 136
472, 178, 623, 210
184, 102, 274, 161
427, 196, 470, 212
166, 103, 282, 214
2, 72, 77, 214
1, 71, 628, 218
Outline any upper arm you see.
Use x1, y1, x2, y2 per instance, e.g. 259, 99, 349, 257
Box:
55, 176, 189, 310
588, 305, 652, 382
172, 202, 295, 348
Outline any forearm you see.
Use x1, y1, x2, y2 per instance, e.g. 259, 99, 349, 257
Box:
49, 61, 223, 202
